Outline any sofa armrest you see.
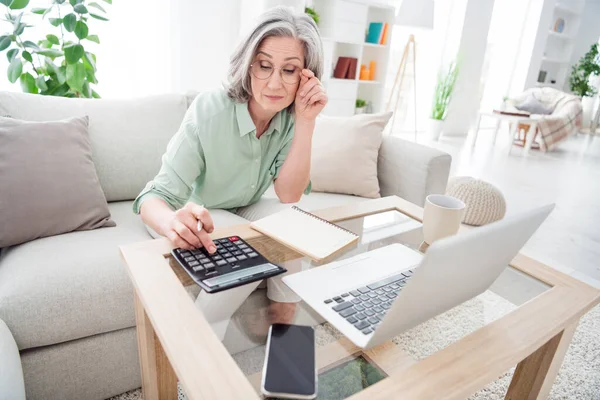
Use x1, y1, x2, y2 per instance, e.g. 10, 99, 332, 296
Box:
377, 135, 451, 207
0, 319, 26, 400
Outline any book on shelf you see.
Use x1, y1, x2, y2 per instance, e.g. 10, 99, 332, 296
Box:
366, 22, 383, 44
346, 58, 358, 79
380, 23, 389, 45
333, 57, 351, 79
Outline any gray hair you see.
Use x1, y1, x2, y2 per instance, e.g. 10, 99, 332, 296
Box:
226, 6, 324, 106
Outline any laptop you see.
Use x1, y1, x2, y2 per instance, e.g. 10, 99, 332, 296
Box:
283, 204, 554, 349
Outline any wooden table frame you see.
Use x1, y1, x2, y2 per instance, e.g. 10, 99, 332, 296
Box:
120, 196, 600, 400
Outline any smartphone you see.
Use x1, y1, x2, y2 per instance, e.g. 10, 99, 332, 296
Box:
261, 323, 317, 399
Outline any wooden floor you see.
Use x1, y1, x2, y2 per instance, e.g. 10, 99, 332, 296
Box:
392, 127, 600, 288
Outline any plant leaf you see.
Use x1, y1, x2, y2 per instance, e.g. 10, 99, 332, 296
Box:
35, 75, 48, 91
63, 13, 76, 31
49, 17, 62, 27
83, 51, 95, 70
86, 34, 99, 44
54, 0, 66, 3
57, 65, 66, 84
31, 7, 46, 14
0, 0, 12, 6
22, 40, 39, 50
88, 1, 106, 12
9, 0, 29, 10
82, 80, 91, 97
14, 22, 25, 35
90, 13, 108, 21
6, 48, 18, 61
91, 89, 100, 98
64, 43, 83, 64
36, 48, 63, 58
7, 56, 22, 83
86, 67, 97, 84
73, 3, 87, 14
68, 0, 82, 5
74, 20, 88, 39
20, 71, 37, 93
102, 0, 111, 4
46, 34, 59, 45
22, 49, 32, 61
0, 35, 10, 51
66, 62, 85, 91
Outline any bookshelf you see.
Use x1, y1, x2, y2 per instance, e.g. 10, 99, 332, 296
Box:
535, 0, 584, 89
311, 0, 395, 117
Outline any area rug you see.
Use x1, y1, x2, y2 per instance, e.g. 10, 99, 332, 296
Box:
108, 291, 600, 400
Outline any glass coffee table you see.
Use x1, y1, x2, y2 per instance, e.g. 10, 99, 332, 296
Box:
120, 196, 600, 400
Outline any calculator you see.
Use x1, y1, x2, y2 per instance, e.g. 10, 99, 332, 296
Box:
171, 236, 287, 293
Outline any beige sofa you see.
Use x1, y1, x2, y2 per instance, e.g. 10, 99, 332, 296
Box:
0, 91, 451, 400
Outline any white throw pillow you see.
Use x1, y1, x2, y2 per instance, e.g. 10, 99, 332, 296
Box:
310, 112, 392, 198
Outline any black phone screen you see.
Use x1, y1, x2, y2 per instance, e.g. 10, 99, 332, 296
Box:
264, 323, 316, 396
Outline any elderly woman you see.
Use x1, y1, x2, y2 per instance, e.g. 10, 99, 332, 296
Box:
133, 6, 326, 325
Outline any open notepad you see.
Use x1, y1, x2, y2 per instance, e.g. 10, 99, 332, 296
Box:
250, 206, 359, 262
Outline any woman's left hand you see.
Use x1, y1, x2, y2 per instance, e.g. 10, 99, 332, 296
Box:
295, 69, 328, 121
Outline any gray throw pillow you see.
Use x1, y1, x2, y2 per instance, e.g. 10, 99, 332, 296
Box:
0, 116, 115, 248
515, 94, 553, 115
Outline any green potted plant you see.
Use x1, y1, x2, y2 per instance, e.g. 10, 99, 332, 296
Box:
429, 61, 459, 141
569, 43, 600, 128
355, 98, 367, 114
305, 6, 319, 25
0, 0, 112, 98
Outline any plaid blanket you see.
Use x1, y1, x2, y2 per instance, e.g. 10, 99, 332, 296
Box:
513, 87, 582, 151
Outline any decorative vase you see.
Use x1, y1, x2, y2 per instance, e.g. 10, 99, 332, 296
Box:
355, 107, 367, 115
582, 96, 596, 129
427, 118, 444, 141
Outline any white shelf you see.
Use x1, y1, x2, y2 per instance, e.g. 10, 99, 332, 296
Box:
358, 80, 381, 85
554, 4, 581, 16
328, 78, 358, 83
547, 30, 572, 40
363, 42, 388, 49
541, 56, 569, 64
321, 37, 363, 46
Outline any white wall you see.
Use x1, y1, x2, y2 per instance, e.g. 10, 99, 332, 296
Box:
564, 0, 600, 92
443, 0, 495, 136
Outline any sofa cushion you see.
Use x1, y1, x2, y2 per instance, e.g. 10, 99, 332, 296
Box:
0, 116, 115, 248
236, 185, 366, 221
0, 91, 188, 202
0, 319, 25, 400
310, 112, 392, 198
0, 201, 151, 350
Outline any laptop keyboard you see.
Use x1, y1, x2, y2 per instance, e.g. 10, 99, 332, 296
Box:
323, 270, 414, 335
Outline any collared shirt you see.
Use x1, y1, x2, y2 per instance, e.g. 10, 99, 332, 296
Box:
132, 88, 310, 213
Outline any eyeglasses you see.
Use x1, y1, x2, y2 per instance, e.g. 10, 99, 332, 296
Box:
250, 60, 302, 84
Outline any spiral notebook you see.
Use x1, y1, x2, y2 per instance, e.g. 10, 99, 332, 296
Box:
250, 206, 359, 262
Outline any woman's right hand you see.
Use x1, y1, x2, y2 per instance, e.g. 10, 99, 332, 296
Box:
161, 202, 217, 252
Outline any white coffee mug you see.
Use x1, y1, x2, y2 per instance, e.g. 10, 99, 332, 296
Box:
423, 194, 466, 244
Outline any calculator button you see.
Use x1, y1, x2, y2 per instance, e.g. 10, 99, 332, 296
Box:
236, 255, 248, 261
184, 256, 195, 262
188, 261, 199, 267
242, 248, 253, 253
232, 250, 243, 256
234, 240, 243, 245
212, 255, 222, 260
248, 252, 258, 258
229, 236, 239, 241
226, 257, 237, 263
324, 299, 333, 304
199, 258, 211, 264
205, 262, 215, 268
216, 260, 227, 266
223, 252, 233, 257
238, 244, 248, 249
180, 250, 191, 257
190, 249, 203, 255
192, 266, 204, 272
